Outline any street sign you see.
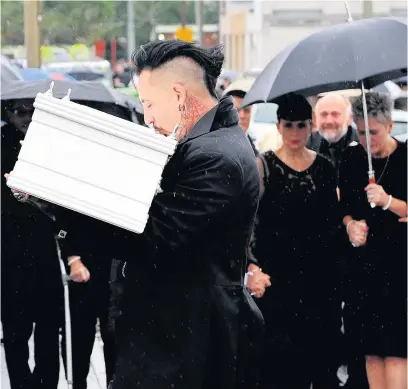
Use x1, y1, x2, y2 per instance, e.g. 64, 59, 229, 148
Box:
175, 26, 193, 43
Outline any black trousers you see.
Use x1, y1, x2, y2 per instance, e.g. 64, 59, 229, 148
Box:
2, 311, 61, 389
61, 258, 116, 389
2, 265, 63, 389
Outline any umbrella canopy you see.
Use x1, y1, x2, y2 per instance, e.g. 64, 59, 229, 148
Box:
393, 75, 408, 86
1, 79, 144, 125
1, 79, 133, 108
20, 68, 77, 82
243, 17, 407, 107
1, 55, 23, 84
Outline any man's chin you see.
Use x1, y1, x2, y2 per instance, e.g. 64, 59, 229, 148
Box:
319, 128, 345, 143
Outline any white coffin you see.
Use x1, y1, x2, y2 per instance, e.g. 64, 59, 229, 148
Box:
7, 89, 178, 234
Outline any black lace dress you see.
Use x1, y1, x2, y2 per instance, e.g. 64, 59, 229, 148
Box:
251, 151, 342, 388
339, 141, 407, 358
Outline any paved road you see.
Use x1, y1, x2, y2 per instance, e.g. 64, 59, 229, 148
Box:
1, 326, 348, 389
1, 329, 107, 389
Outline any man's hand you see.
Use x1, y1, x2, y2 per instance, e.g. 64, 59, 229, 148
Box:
69, 257, 90, 283
4, 173, 30, 200
246, 264, 271, 298
399, 217, 407, 223
347, 219, 369, 247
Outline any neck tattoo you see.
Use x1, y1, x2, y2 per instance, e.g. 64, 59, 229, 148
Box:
177, 94, 212, 141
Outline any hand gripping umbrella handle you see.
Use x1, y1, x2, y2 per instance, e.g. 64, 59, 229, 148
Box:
361, 80, 375, 209
369, 176, 376, 208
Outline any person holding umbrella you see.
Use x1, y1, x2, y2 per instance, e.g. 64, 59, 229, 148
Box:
309, 93, 368, 389
249, 93, 342, 389
1, 99, 63, 389
1, 89, 139, 388
339, 92, 407, 389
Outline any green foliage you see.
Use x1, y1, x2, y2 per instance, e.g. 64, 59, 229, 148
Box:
1, 1, 219, 46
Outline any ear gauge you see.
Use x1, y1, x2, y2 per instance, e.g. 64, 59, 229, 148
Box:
169, 124, 179, 141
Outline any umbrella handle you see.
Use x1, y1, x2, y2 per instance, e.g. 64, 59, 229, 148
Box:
369, 176, 376, 208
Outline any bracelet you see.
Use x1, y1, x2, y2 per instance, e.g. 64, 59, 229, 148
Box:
68, 256, 81, 266
346, 220, 355, 234
382, 195, 392, 211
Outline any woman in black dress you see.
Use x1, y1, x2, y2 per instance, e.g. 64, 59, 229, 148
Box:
249, 94, 342, 389
339, 92, 407, 389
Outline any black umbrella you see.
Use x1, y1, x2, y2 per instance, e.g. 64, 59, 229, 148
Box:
244, 15, 407, 208
1, 79, 144, 124
1, 55, 23, 84
242, 17, 407, 107
1, 79, 132, 106
394, 75, 408, 86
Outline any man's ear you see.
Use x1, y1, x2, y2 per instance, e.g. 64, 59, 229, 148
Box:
173, 83, 187, 107
347, 114, 353, 127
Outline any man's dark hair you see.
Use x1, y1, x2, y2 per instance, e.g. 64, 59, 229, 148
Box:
226, 90, 246, 99
132, 40, 224, 99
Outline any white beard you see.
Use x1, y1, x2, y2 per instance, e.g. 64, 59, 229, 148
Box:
319, 126, 348, 144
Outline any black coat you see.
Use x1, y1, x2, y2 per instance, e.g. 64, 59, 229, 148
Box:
104, 97, 264, 389
307, 126, 359, 171
1, 123, 62, 319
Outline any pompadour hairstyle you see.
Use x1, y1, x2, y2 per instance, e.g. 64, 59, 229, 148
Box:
132, 39, 224, 99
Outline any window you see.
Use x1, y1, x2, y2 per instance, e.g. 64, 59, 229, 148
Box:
390, 8, 407, 18
268, 9, 323, 26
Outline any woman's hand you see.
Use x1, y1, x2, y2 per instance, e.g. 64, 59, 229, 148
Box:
365, 183, 389, 208
347, 219, 369, 247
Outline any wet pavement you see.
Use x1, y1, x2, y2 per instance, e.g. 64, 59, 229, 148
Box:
1, 328, 107, 389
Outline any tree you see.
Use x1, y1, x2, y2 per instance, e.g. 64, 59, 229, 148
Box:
1, 1, 25, 45
1, 1, 219, 47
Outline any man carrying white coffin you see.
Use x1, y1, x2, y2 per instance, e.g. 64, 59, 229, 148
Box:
64, 40, 264, 389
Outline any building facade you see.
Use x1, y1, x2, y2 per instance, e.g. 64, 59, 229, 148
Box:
220, 0, 407, 72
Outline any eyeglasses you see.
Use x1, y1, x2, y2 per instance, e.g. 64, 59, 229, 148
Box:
9, 108, 35, 117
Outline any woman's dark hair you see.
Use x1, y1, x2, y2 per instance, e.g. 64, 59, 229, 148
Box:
132, 40, 224, 99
